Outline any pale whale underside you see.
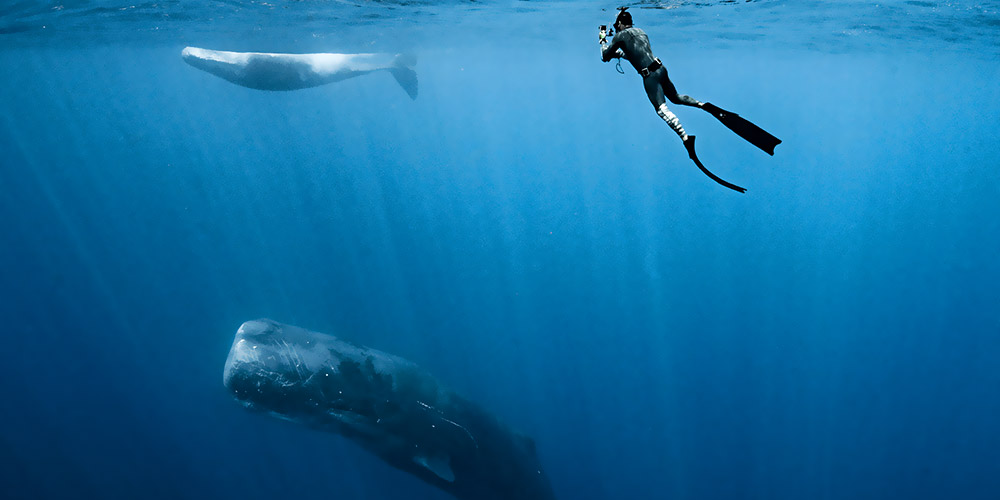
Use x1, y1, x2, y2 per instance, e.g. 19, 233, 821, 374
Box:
181, 46, 418, 99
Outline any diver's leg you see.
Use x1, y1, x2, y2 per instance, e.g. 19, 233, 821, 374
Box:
643, 76, 689, 142
660, 71, 703, 108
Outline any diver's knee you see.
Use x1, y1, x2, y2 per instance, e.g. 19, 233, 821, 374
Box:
678, 94, 703, 107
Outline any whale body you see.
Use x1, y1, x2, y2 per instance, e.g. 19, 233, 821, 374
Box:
181, 46, 418, 99
223, 319, 556, 500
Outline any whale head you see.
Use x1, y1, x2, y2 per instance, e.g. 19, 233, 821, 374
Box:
223, 320, 432, 434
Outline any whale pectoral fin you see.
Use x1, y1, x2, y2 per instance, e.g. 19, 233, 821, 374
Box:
413, 453, 455, 482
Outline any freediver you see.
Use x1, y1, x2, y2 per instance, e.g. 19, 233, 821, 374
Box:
600, 7, 781, 193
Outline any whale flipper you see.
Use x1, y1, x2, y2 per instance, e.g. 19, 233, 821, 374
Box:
413, 453, 455, 482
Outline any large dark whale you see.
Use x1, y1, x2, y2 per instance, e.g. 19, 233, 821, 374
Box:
223, 319, 556, 500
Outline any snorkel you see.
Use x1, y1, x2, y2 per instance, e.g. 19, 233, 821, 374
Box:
598, 6, 629, 44
600, 7, 630, 74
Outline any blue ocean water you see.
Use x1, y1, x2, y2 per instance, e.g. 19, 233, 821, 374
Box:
2, 1, 999, 499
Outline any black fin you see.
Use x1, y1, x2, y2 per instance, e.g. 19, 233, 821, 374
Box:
685, 135, 746, 193
702, 102, 781, 156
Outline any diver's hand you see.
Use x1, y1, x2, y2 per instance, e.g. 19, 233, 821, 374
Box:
600, 42, 617, 61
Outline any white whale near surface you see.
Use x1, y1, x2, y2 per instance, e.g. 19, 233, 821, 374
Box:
181, 46, 418, 99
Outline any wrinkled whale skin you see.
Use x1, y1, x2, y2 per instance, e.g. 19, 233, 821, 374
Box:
224, 319, 556, 500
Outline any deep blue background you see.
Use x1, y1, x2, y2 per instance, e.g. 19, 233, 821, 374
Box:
2, 2, 1000, 499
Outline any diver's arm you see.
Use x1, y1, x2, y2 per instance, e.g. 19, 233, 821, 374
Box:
606, 46, 625, 61
601, 42, 625, 62
601, 33, 626, 62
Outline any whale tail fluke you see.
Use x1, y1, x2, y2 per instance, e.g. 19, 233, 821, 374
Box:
390, 53, 418, 100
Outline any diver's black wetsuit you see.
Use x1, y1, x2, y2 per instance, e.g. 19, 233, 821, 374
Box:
601, 26, 702, 141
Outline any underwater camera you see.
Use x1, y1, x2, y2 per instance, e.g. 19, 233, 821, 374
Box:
599, 24, 613, 43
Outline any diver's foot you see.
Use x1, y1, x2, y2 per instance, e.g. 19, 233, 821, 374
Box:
684, 135, 697, 159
